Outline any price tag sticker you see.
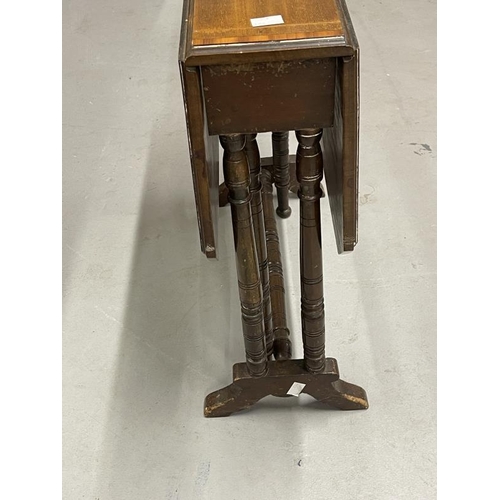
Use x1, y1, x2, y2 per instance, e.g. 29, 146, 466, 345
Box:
287, 382, 306, 397
250, 15, 285, 28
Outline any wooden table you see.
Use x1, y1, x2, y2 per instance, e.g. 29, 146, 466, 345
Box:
179, 0, 368, 417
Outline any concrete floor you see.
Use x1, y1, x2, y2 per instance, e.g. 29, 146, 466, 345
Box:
63, 0, 436, 498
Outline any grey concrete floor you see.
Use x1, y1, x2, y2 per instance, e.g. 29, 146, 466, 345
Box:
63, 0, 436, 498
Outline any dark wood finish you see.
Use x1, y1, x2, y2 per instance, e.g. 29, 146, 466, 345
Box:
180, 0, 367, 418
204, 358, 368, 417
202, 59, 336, 136
261, 168, 292, 360
179, 0, 360, 258
296, 129, 326, 374
245, 134, 274, 359
218, 155, 298, 208
218, 181, 229, 207
186, 41, 354, 68
272, 131, 291, 218
220, 134, 268, 377
202, 147, 368, 415
286, 156, 326, 199
179, 63, 219, 258
322, 52, 359, 252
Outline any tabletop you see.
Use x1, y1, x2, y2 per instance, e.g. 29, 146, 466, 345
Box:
180, 0, 357, 66
192, 0, 345, 45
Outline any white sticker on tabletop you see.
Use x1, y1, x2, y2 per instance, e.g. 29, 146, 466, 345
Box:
287, 382, 306, 397
250, 15, 285, 28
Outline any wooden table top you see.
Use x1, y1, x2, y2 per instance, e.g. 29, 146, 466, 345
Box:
180, 0, 357, 66
192, 0, 344, 46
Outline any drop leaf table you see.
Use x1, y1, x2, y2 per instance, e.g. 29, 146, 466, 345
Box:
179, 0, 368, 417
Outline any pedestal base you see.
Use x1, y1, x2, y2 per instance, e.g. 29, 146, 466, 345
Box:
204, 358, 368, 417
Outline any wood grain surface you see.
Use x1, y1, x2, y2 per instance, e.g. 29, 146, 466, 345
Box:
179, 63, 219, 257
192, 0, 344, 46
322, 52, 359, 253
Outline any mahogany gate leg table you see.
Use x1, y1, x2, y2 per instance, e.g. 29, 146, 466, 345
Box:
179, 0, 368, 417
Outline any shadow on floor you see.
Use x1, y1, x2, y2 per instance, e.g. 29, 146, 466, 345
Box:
95, 121, 310, 498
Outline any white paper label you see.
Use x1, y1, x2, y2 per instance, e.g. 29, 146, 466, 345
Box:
287, 382, 306, 397
250, 15, 284, 28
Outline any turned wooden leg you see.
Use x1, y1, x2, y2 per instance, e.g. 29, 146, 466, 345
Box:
296, 129, 326, 374
272, 131, 292, 219
261, 169, 292, 360
220, 134, 268, 377
245, 134, 274, 360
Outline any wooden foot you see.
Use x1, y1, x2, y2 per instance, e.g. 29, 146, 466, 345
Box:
204, 358, 368, 417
